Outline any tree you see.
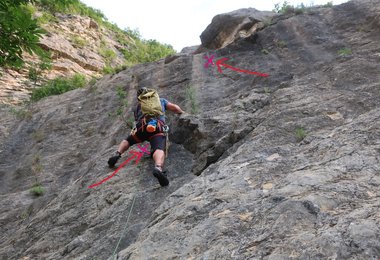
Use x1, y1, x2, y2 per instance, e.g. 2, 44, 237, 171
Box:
0, 0, 45, 68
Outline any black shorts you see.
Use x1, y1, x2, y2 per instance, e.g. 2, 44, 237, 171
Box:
126, 125, 166, 153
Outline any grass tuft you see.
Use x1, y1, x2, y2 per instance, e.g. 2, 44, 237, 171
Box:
30, 183, 44, 196
185, 85, 199, 114
338, 48, 352, 56
31, 74, 87, 101
295, 127, 306, 141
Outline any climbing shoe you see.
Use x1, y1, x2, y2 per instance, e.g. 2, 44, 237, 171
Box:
108, 152, 121, 168
153, 167, 169, 187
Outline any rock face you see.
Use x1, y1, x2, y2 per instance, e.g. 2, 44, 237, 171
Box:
200, 8, 275, 50
1, 0, 380, 259
0, 13, 130, 105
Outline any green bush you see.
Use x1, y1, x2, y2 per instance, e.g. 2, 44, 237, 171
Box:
31, 73, 87, 101
30, 183, 44, 196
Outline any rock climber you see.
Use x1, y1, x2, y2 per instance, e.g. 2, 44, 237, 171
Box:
108, 87, 184, 186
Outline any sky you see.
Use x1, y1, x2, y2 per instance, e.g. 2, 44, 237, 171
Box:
80, 0, 349, 52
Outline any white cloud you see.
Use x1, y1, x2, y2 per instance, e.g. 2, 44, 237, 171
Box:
80, 0, 349, 51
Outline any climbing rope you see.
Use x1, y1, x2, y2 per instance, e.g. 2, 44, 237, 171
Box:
163, 125, 170, 158
112, 194, 136, 260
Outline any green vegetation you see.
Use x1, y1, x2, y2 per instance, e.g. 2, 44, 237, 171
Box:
70, 35, 87, 48
30, 183, 44, 196
295, 127, 306, 141
274, 1, 294, 13
116, 85, 126, 100
34, 0, 175, 65
30, 154, 44, 197
32, 155, 42, 173
28, 67, 39, 82
274, 1, 333, 14
37, 11, 57, 25
89, 77, 98, 86
31, 74, 87, 101
99, 44, 119, 75
109, 85, 130, 123
338, 48, 352, 56
32, 129, 44, 143
113, 64, 128, 74
9, 107, 33, 120
185, 85, 199, 114
273, 1, 309, 15
357, 25, 371, 33
261, 48, 270, 55
99, 47, 116, 63
0, 0, 46, 68
102, 66, 114, 74
1, 0, 175, 72
28, 53, 53, 83
102, 64, 128, 75
126, 116, 135, 128
116, 85, 128, 116
35, 0, 105, 22
122, 39, 175, 65
19, 205, 34, 220
274, 39, 287, 48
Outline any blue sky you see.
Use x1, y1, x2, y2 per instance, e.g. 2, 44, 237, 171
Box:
80, 0, 349, 51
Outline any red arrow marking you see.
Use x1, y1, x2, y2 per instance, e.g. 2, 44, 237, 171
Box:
216, 58, 269, 77
88, 150, 143, 188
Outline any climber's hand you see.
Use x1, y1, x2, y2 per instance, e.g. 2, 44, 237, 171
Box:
179, 111, 189, 118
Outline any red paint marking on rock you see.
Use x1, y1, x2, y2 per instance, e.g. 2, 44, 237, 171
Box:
216, 58, 269, 77
88, 150, 143, 189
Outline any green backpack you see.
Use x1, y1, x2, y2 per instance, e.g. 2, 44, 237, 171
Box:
137, 88, 163, 117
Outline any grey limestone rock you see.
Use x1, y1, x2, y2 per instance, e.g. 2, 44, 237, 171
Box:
1, 0, 380, 259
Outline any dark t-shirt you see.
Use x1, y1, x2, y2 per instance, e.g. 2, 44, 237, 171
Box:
134, 98, 168, 123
